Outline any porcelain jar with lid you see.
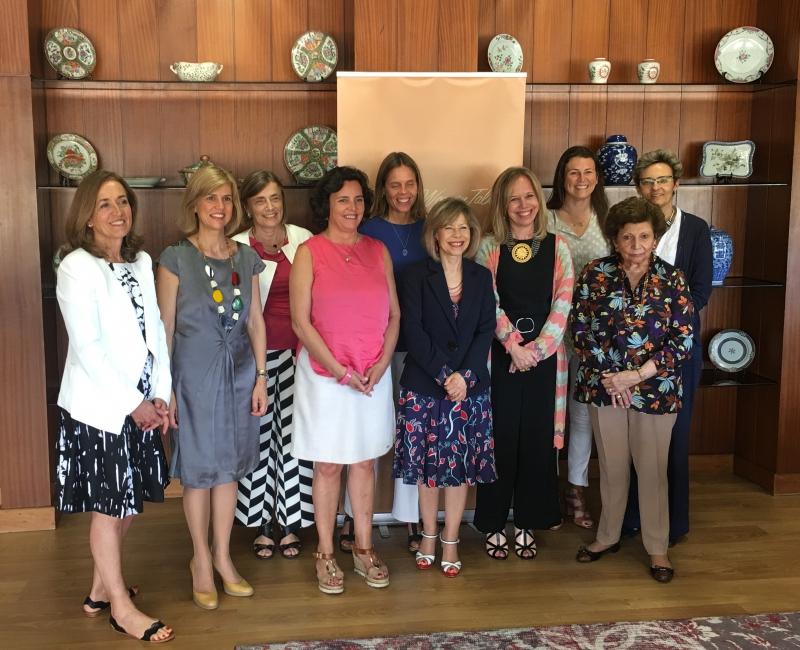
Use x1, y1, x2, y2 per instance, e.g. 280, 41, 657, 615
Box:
597, 135, 637, 185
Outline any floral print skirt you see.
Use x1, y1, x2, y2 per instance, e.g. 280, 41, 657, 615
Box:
393, 388, 497, 488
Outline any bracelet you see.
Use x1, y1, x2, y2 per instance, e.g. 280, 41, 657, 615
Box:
338, 367, 353, 385
635, 367, 644, 381
256, 368, 267, 378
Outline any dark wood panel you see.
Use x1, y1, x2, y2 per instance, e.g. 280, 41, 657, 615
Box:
735, 385, 780, 483
119, 0, 159, 80
315, 0, 351, 73
768, 86, 797, 185
159, 92, 200, 185
397, 0, 438, 71
710, 186, 748, 277
762, 186, 790, 282
641, 87, 681, 156
714, 89, 752, 142
40, 0, 79, 80
120, 90, 164, 175
691, 388, 736, 454
569, 0, 609, 83
197, 93, 237, 173
608, 0, 647, 83
494, 0, 533, 79
568, 87, 608, 151
1, 0, 30, 74
353, 0, 397, 71
605, 88, 645, 156
232, 0, 271, 81
759, 0, 800, 82
476, 0, 495, 73
528, 89, 569, 183
196, 0, 234, 82
644, 0, 684, 83
678, 89, 717, 178
271, 0, 310, 80
235, 92, 275, 176
677, 185, 713, 222
27, 0, 44, 78
530, 0, 570, 82
157, 0, 198, 81
439, 0, 479, 72
78, 0, 120, 79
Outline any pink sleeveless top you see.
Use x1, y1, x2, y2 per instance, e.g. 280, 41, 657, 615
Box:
303, 234, 389, 377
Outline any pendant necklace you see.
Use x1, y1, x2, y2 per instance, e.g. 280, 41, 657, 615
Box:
200, 242, 242, 328
665, 205, 677, 230
388, 218, 412, 257
505, 231, 540, 263
340, 236, 359, 262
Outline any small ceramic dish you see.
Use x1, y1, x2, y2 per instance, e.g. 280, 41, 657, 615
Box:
699, 140, 755, 179
170, 62, 223, 82
291, 31, 338, 82
124, 177, 166, 188
714, 26, 774, 83
284, 126, 337, 184
47, 133, 98, 181
708, 329, 755, 373
488, 34, 523, 72
44, 27, 97, 79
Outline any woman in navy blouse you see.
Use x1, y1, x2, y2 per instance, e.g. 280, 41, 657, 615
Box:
570, 197, 694, 583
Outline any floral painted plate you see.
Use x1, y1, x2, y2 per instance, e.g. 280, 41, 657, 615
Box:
44, 27, 97, 79
708, 329, 755, 373
487, 34, 523, 73
699, 140, 755, 179
47, 133, 98, 181
714, 26, 774, 83
284, 126, 337, 184
291, 31, 338, 82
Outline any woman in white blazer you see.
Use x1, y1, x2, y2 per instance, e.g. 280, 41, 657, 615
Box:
233, 170, 314, 559
55, 171, 174, 644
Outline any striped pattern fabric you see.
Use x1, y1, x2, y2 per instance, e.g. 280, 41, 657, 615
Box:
476, 235, 575, 448
236, 349, 314, 531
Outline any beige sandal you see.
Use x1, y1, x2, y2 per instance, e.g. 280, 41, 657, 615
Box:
352, 546, 390, 588
565, 485, 595, 529
312, 551, 344, 595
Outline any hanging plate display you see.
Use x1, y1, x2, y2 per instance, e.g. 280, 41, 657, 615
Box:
714, 26, 774, 83
47, 133, 98, 181
291, 31, 338, 82
44, 27, 97, 80
284, 126, 337, 184
708, 329, 756, 373
487, 34, 523, 73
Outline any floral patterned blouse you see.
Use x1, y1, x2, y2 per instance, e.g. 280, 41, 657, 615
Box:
570, 253, 694, 414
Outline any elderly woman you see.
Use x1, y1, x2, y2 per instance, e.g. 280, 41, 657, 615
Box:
56, 170, 174, 643
546, 145, 610, 530
473, 167, 574, 560
157, 165, 267, 610
290, 166, 399, 594
571, 196, 694, 583
233, 171, 314, 560
394, 198, 496, 577
623, 149, 712, 546
356, 151, 429, 554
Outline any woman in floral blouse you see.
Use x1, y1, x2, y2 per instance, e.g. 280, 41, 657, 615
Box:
571, 196, 693, 583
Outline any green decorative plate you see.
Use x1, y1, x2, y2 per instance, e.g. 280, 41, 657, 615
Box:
284, 126, 337, 184
47, 133, 98, 181
44, 27, 96, 80
291, 31, 338, 82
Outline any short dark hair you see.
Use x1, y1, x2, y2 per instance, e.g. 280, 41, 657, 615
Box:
309, 166, 373, 230
62, 170, 143, 262
238, 170, 285, 232
603, 196, 667, 244
370, 151, 427, 221
547, 146, 609, 225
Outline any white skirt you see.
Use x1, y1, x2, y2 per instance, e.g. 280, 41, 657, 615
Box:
292, 348, 394, 464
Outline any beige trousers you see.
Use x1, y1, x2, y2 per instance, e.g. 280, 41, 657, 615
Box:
590, 406, 676, 556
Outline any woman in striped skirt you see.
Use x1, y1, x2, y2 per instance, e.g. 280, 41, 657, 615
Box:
234, 171, 314, 558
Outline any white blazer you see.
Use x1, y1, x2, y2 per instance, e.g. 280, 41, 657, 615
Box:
232, 223, 312, 309
56, 248, 171, 434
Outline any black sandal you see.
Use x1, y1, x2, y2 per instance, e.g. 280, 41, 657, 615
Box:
83, 586, 138, 617
279, 537, 302, 559
110, 615, 174, 644
514, 528, 537, 560
253, 532, 275, 560
484, 531, 508, 560
338, 515, 355, 553
407, 523, 423, 554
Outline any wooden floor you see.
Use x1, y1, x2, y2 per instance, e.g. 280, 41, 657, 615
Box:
2, 459, 800, 649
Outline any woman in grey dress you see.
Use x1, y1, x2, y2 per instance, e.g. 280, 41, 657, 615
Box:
157, 165, 268, 610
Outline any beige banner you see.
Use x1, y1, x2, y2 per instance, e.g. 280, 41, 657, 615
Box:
337, 72, 527, 224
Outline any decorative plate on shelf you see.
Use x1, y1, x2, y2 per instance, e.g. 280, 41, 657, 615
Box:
487, 34, 523, 72
284, 126, 337, 184
44, 27, 96, 79
708, 329, 756, 373
699, 140, 755, 179
124, 177, 166, 188
714, 26, 774, 83
291, 31, 338, 82
47, 133, 98, 181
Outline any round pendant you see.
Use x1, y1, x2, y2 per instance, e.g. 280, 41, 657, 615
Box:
344, 256, 351, 262
212, 288, 224, 303
511, 242, 533, 263
402, 248, 408, 256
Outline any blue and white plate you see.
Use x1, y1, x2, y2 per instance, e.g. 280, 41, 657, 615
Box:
708, 329, 755, 373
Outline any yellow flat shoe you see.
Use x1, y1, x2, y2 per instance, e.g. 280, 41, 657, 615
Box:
222, 578, 253, 597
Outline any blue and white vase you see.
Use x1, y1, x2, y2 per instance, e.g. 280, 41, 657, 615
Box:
597, 134, 638, 185
710, 226, 733, 285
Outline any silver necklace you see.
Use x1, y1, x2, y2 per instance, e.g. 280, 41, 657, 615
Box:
387, 218, 412, 257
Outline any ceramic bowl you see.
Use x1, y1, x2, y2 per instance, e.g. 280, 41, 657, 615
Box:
170, 61, 223, 82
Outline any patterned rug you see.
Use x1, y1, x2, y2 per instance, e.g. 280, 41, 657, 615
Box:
237, 611, 800, 649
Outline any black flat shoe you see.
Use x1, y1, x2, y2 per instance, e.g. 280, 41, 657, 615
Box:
650, 565, 675, 583
83, 586, 138, 617
576, 541, 621, 562
110, 615, 174, 644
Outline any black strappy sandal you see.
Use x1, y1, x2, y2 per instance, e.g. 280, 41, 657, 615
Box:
110, 615, 174, 644
484, 531, 509, 560
83, 586, 138, 617
514, 528, 537, 560
338, 515, 355, 552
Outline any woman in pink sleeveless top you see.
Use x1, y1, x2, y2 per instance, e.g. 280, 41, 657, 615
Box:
290, 166, 400, 595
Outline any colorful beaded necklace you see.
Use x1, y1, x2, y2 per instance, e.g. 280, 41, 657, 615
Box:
201, 246, 242, 329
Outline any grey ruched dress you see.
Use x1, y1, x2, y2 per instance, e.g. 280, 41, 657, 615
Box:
159, 240, 265, 488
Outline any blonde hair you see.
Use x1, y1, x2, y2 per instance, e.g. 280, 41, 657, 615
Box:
488, 167, 548, 242
181, 164, 242, 236
422, 197, 481, 261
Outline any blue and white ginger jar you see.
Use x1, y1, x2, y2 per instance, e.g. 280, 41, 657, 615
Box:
597, 134, 637, 185
710, 226, 733, 285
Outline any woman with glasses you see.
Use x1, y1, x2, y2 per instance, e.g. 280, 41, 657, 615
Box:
473, 167, 574, 560
546, 146, 610, 530
623, 149, 712, 546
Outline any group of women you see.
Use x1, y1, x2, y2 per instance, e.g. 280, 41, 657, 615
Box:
54, 145, 710, 643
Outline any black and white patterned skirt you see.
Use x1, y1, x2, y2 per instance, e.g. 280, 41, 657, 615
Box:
55, 407, 169, 518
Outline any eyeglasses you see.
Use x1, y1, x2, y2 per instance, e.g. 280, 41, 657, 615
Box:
638, 176, 674, 187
